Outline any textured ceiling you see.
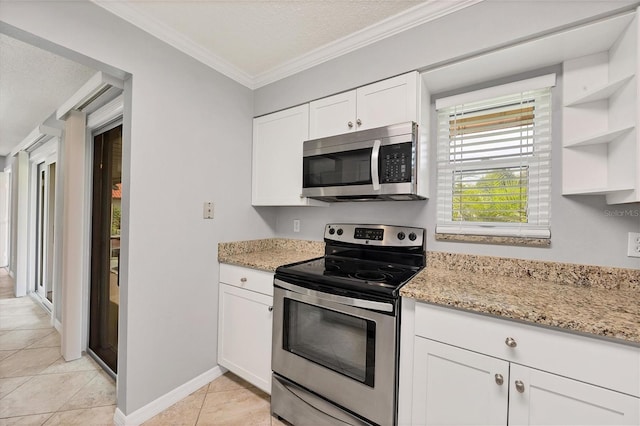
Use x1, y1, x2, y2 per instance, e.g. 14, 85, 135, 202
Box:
95, 0, 443, 87
0, 0, 465, 157
126, 0, 425, 76
0, 34, 97, 156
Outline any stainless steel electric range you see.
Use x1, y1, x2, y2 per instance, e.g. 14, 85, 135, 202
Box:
271, 223, 426, 426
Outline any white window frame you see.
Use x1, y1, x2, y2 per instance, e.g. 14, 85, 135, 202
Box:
435, 74, 555, 239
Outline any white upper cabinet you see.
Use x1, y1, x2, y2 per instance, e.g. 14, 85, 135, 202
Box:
562, 10, 639, 204
308, 91, 357, 139
309, 71, 420, 139
252, 104, 325, 206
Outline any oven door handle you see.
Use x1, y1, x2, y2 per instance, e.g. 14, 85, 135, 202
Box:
274, 279, 394, 313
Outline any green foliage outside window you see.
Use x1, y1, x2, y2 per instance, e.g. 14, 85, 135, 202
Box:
111, 205, 121, 236
452, 168, 528, 223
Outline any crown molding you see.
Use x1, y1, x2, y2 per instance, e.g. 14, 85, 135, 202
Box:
92, 0, 483, 90
92, 0, 255, 88
253, 0, 483, 88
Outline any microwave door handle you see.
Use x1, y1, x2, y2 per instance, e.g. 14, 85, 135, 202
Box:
371, 139, 381, 191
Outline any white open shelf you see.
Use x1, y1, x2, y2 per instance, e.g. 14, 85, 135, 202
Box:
563, 186, 634, 195
564, 74, 634, 107
561, 8, 639, 204
563, 125, 635, 147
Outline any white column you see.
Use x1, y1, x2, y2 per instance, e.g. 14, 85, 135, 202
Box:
14, 152, 29, 297
0, 170, 9, 267
60, 110, 87, 361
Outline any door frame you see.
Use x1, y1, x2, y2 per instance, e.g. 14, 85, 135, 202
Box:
82, 94, 124, 371
27, 139, 59, 315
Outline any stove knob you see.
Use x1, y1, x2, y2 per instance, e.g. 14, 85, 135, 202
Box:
329, 228, 335, 235
336, 228, 343, 236
409, 232, 417, 241
397, 232, 406, 240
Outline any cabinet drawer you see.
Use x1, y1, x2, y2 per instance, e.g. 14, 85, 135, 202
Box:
415, 302, 640, 397
219, 264, 274, 296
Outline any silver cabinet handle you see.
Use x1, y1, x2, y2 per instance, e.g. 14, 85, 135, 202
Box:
515, 380, 525, 393
495, 374, 504, 386
505, 337, 517, 348
240, 277, 247, 283
268, 306, 273, 312
356, 118, 362, 126
348, 121, 354, 128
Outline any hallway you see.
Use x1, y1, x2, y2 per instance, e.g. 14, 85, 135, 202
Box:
0, 269, 281, 425
0, 268, 117, 424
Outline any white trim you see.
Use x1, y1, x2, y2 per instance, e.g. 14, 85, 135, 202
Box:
436, 224, 551, 239
87, 95, 124, 130
113, 366, 224, 426
92, 0, 254, 88
56, 72, 124, 120
9, 125, 61, 158
54, 318, 62, 334
435, 73, 557, 110
253, 0, 484, 88
92, 0, 482, 89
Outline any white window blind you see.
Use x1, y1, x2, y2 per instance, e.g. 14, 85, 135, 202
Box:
436, 81, 552, 238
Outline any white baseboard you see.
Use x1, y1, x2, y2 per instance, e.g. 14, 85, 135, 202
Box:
113, 365, 224, 426
54, 319, 62, 334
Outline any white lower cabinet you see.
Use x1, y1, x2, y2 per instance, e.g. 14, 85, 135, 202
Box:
408, 303, 640, 426
508, 364, 639, 426
218, 264, 274, 393
412, 338, 508, 426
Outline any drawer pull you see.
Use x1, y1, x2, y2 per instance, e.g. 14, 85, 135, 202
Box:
515, 380, 525, 393
494, 374, 504, 386
348, 121, 354, 128
240, 277, 247, 283
268, 306, 273, 312
505, 337, 517, 348
356, 118, 362, 126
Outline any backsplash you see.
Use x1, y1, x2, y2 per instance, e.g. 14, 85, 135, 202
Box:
428, 252, 640, 291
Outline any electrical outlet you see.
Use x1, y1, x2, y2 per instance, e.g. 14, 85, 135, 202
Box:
293, 219, 300, 233
203, 202, 214, 219
627, 232, 640, 258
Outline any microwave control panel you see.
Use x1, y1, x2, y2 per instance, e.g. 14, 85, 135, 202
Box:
380, 143, 413, 183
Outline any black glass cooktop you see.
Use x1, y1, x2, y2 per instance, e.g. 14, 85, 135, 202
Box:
275, 255, 422, 298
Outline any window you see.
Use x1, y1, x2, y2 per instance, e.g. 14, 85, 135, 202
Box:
436, 75, 554, 239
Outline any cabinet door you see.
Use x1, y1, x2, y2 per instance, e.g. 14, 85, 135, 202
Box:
308, 90, 357, 139
252, 104, 321, 206
508, 364, 640, 426
218, 283, 273, 393
356, 71, 418, 131
412, 338, 509, 426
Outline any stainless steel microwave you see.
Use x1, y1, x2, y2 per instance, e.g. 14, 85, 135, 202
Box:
302, 121, 428, 202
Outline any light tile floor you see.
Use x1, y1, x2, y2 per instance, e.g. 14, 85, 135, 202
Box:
0, 269, 282, 426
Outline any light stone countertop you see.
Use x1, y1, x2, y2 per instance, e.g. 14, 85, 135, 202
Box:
401, 267, 639, 345
218, 238, 324, 272
218, 239, 639, 345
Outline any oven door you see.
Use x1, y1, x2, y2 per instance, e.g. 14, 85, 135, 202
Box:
272, 279, 397, 426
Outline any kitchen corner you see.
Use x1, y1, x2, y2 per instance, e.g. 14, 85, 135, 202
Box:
219, 238, 639, 345
218, 238, 324, 272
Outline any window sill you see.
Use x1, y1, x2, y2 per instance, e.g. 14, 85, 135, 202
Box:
435, 233, 551, 247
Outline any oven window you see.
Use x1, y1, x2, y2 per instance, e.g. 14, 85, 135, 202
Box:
283, 299, 375, 387
303, 148, 372, 187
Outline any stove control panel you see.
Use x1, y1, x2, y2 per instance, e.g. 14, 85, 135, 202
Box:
325, 223, 424, 248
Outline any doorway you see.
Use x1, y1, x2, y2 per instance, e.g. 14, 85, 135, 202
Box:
34, 159, 56, 310
89, 123, 122, 374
